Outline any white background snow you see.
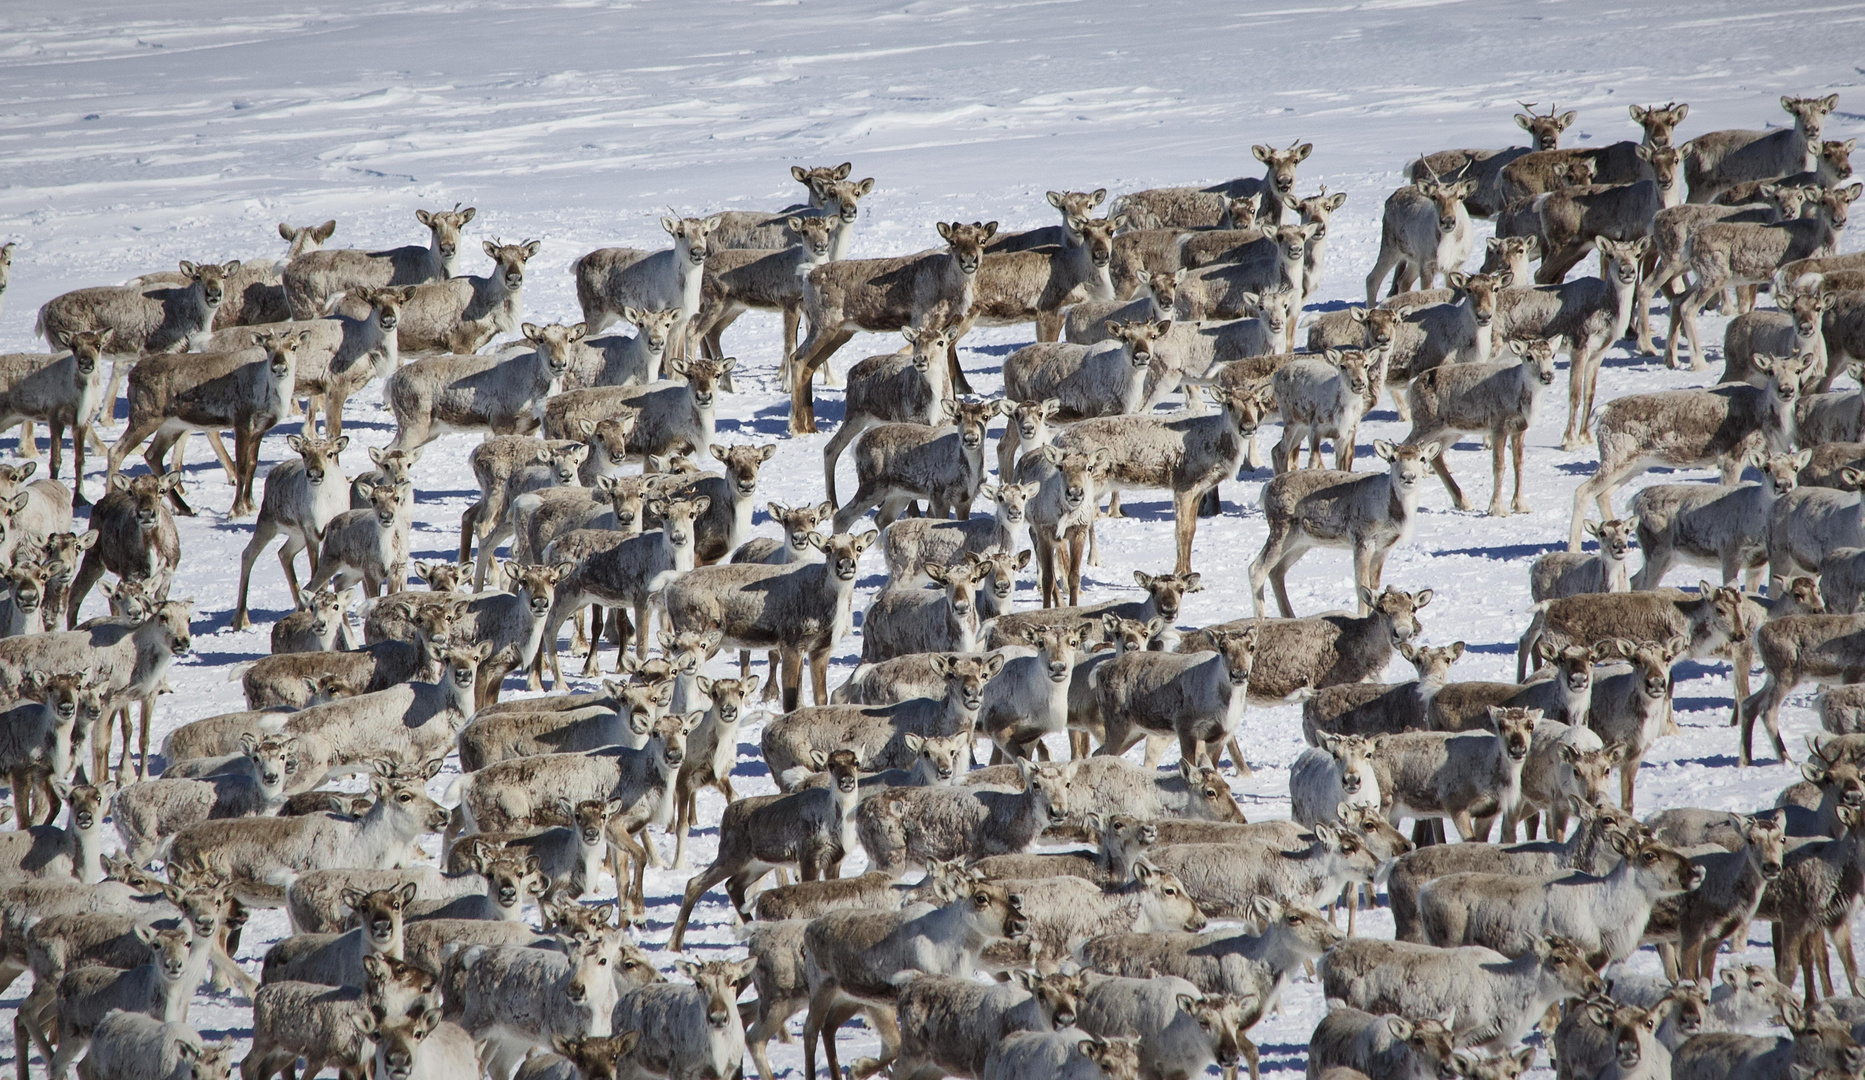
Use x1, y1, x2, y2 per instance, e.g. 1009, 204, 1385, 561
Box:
2, 0, 1864, 1075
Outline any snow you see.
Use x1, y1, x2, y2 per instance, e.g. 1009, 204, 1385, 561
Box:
1, 0, 1862, 1076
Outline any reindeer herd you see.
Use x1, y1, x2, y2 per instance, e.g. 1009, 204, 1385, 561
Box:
0, 86, 1863, 1080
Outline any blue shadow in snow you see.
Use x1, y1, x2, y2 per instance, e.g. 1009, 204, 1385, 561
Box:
791, 396, 846, 426
735, 414, 794, 437
1601, 350, 1661, 370
1673, 659, 1729, 681
1432, 541, 1564, 560
1101, 499, 1173, 522
190, 648, 265, 668
410, 546, 463, 562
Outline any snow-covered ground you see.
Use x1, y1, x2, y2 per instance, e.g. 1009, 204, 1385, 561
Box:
2, 1, 1863, 1075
